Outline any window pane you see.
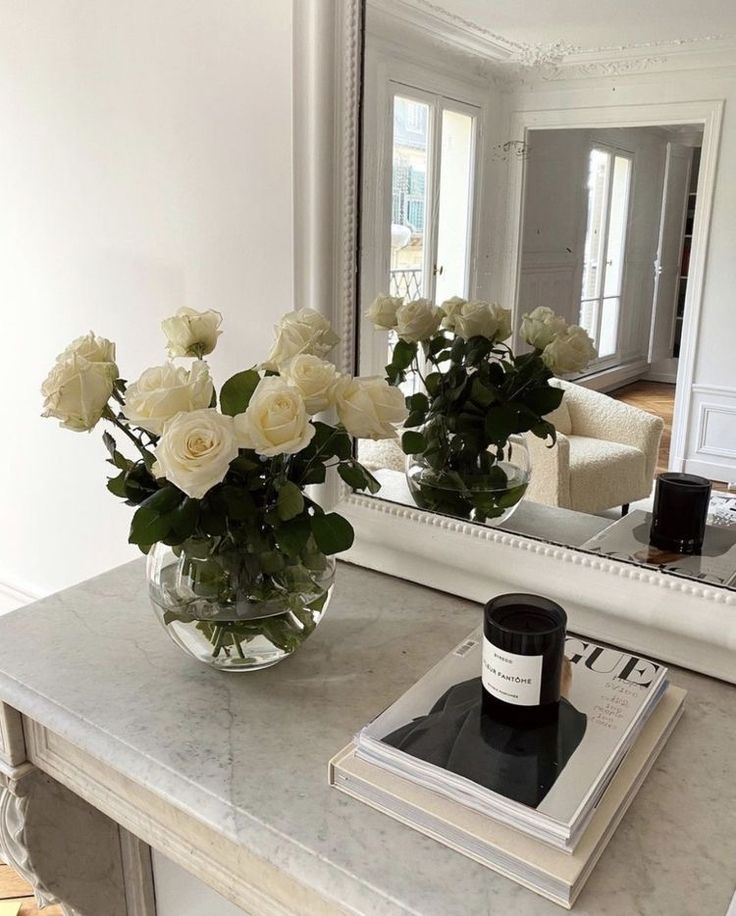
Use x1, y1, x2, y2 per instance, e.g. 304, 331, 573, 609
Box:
580, 149, 610, 302
599, 297, 620, 358
390, 96, 430, 301
603, 156, 631, 298
579, 299, 598, 341
435, 108, 474, 303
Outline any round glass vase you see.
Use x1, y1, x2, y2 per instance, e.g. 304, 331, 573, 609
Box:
146, 542, 336, 672
405, 434, 531, 525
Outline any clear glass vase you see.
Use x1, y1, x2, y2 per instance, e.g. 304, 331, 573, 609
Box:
147, 541, 336, 672
405, 433, 531, 525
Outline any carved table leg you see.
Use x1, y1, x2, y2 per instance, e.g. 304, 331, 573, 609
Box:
0, 767, 78, 913
0, 765, 154, 915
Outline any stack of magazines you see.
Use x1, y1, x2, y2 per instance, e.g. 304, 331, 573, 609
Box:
329, 629, 685, 908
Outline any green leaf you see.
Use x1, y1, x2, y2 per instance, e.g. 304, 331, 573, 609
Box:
273, 517, 311, 557
337, 461, 381, 494
128, 507, 173, 547
277, 481, 305, 521
522, 385, 565, 417
532, 420, 557, 445
425, 373, 443, 397
139, 486, 184, 514
107, 471, 128, 498
403, 411, 426, 429
230, 454, 260, 475
332, 430, 353, 460
219, 370, 261, 416
470, 376, 498, 408
401, 430, 427, 455
169, 498, 199, 541
299, 464, 327, 485
310, 513, 354, 555
219, 485, 255, 520
391, 339, 418, 371
406, 392, 429, 412
428, 335, 450, 356
102, 431, 117, 459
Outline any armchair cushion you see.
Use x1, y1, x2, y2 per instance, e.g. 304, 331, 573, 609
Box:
568, 436, 648, 513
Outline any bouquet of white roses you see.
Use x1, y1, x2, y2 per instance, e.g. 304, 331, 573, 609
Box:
42, 307, 407, 668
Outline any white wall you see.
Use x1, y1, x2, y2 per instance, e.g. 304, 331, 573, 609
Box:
0, 0, 294, 602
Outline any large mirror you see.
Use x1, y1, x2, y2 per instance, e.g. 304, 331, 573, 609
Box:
354, 0, 736, 591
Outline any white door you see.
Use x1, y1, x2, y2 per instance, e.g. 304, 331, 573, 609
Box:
649, 143, 691, 364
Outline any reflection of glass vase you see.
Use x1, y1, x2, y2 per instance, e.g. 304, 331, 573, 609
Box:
405, 432, 531, 524
147, 542, 335, 672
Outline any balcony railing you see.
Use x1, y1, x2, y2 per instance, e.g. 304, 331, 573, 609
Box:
390, 268, 423, 301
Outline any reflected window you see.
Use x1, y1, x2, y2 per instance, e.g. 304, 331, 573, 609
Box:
580, 147, 632, 360
391, 96, 430, 302
389, 90, 477, 306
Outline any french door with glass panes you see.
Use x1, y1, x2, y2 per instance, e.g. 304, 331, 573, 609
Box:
386, 84, 479, 307
579, 146, 633, 365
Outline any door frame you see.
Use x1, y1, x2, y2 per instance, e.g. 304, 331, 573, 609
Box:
503, 100, 724, 472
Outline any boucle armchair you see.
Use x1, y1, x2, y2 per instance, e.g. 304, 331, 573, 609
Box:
525, 380, 664, 514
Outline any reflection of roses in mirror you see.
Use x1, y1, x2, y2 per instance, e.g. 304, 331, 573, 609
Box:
336, 376, 409, 440
542, 326, 597, 375
365, 292, 596, 522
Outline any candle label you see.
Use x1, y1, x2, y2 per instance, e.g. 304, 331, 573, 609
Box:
482, 636, 543, 706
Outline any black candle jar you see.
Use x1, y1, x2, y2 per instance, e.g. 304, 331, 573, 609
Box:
649, 472, 711, 554
481, 594, 567, 727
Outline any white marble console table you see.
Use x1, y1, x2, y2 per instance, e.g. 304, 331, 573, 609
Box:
0, 560, 734, 915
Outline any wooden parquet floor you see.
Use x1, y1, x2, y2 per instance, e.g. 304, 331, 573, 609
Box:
611, 381, 728, 490
0, 863, 62, 916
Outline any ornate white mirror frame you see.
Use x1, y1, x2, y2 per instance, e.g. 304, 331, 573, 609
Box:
291, 0, 736, 683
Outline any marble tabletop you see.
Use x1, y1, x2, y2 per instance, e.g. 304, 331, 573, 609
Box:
0, 559, 733, 916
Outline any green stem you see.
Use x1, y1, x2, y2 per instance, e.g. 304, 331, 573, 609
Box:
103, 409, 155, 464
298, 427, 341, 484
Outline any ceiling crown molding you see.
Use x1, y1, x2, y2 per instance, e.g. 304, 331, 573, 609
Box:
369, 0, 736, 81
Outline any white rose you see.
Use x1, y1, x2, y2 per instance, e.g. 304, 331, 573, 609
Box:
58, 331, 118, 373
279, 354, 340, 415
395, 298, 442, 343
542, 325, 597, 375
161, 307, 223, 358
263, 308, 340, 371
122, 360, 214, 436
520, 307, 568, 350
439, 296, 467, 329
335, 376, 409, 440
233, 377, 315, 457
41, 353, 116, 432
453, 300, 512, 342
153, 409, 239, 499
366, 294, 402, 331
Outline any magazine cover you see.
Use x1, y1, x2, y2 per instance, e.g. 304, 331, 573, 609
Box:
581, 509, 736, 588
357, 629, 667, 839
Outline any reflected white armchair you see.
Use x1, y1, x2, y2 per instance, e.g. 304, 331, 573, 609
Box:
525, 380, 664, 514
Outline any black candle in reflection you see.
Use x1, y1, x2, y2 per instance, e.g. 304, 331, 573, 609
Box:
650, 472, 711, 555
481, 594, 567, 727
